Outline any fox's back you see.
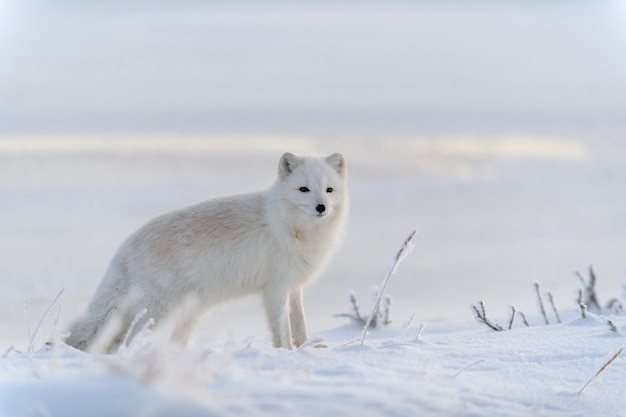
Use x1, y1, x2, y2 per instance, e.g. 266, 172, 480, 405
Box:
117, 192, 274, 296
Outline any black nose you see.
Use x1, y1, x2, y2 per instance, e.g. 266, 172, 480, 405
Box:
316, 204, 326, 214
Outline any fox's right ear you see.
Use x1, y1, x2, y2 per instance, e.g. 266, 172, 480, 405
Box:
279, 152, 300, 179
325, 153, 346, 178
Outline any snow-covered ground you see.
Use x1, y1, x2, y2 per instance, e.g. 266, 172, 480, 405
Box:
2, 1, 626, 415
3, 302, 626, 416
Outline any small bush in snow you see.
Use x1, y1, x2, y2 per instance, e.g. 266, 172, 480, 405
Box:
471, 301, 503, 331
336, 288, 392, 328
473, 265, 625, 332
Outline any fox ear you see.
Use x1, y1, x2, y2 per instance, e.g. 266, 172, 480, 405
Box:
279, 152, 300, 179
325, 153, 346, 177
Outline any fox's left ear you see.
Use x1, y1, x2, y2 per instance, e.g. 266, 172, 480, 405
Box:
325, 153, 346, 178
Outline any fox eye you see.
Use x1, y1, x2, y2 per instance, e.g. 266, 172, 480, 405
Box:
326, 187, 333, 193
299, 187, 310, 192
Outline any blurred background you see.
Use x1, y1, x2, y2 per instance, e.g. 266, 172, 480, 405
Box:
1, 1, 625, 346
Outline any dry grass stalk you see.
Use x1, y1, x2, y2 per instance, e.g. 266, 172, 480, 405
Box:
453, 359, 486, 378
577, 347, 624, 395
382, 295, 392, 326
518, 311, 530, 327
534, 282, 549, 325
576, 288, 588, 319
360, 229, 416, 346
23, 300, 34, 359
400, 313, 415, 343
606, 299, 624, 315
507, 306, 516, 330
30, 288, 65, 349
415, 323, 425, 341
546, 291, 561, 324
348, 291, 362, 322
2, 346, 15, 358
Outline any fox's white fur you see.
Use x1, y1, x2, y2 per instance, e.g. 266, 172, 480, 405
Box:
65, 153, 347, 351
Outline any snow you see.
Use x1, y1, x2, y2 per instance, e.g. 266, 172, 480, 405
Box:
3, 312, 626, 416
2, 1, 626, 415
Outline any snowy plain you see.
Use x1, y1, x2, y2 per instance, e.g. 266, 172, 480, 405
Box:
2, 307, 626, 417
2, 1, 626, 416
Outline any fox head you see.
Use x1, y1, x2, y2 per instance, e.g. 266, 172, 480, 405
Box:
272, 152, 348, 228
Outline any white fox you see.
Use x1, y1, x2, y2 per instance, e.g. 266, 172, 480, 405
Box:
65, 152, 348, 351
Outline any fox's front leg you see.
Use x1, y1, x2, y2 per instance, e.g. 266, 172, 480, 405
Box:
289, 286, 308, 347
262, 287, 293, 349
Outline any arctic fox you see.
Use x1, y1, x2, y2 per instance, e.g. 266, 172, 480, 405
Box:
65, 152, 347, 351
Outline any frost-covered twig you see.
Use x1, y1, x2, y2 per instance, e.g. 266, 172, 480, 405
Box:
507, 306, 516, 330
587, 265, 601, 311
23, 300, 34, 359
369, 287, 380, 328
607, 320, 618, 333
415, 323, 425, 341
534, 282, 549, 325
518, 311, 530, 327
2, 346, 15, 358
606, 298, 624, 315
547, 291, 561, 324
348, 291, 362, 322
577, 347, 624, 395
471, 301, 503, 331
576, 266, 601, 313
400, 313, 415, 343
382, 295, 392, 326
360, 229, 416, 346
576, 288, 588, 319
397, 316, 423, 344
